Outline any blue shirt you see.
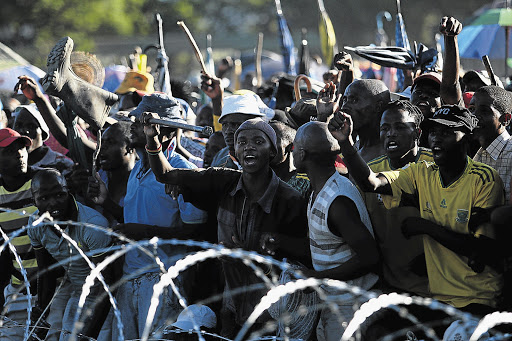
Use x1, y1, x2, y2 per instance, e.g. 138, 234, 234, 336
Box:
123, 149, 207, 276
28, 201, 111, 292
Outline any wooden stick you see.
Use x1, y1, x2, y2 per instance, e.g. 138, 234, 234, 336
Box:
177, 21, 208, 73
482, 55, 497, 86
256, 33, 264, 87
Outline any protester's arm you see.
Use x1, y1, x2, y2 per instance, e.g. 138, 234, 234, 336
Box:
316, 82, 340, 122
33, 247, 57, 311
141, 112, 206, 187
14, 76, 97, 152
114, 223, 202, 241
305, 196, 379, 280
260, 233, 310, 259
328, 111, 392, 195
87, 173, 124, 223
401, 216, 502, 270
15, 76, 68, 144
439, 16, 463, 105
334, 52, 355, 97
201, 72, 223, 131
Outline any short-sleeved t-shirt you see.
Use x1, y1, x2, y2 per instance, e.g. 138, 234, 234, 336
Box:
365, 148, 433, 295
123, 150, 207, 276
381, 157, 505, 308
28, 200, 111, 291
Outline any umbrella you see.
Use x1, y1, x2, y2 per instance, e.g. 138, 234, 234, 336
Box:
317, 0, 338, 67
395, 0, 411, 91
0, 64, 45, 92
456, 7, 512, 76
298, 28, 310, 76
275, 0, 296, 75
344, 44, 437, 70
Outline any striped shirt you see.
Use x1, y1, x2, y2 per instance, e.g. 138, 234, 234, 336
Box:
0, 176, 38, 287
473, 130, 512, 204
308, 172, 379, 303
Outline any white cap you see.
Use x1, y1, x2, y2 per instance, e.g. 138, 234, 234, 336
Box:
171, 305, 217, 331
219, 95, 265, 123
443, 320, 488, 341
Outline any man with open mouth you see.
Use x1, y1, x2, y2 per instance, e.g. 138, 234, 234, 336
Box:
365, 100, 433, 299
329, 104, 505, 319
141, 114, 310, 337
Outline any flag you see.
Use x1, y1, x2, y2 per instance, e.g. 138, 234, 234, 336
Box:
275, 0, 296, 75
395, 0, 411, 91
318, 0, 338, 67
298, 28, 310, 75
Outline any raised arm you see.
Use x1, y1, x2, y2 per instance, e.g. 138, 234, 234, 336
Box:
14, 75, 97, 152
15, 76, 68, 144
439, 16, 463, 105
328, 111, 392, 195
316, 81, 340, 122
334, 51, 355, 97
201, 72, 224, 131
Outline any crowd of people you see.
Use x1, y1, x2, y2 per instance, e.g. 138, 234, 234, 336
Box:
0, 14, 511, 341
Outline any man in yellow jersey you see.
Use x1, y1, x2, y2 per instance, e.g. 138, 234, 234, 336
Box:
0, 128, 39, 340
330, 105, 505, 315
365, 100, 432, 296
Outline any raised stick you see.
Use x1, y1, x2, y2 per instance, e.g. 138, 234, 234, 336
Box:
177, 21, 208, 73
482, 55, 497, 86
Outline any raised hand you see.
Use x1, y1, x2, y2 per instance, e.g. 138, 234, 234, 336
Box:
200, 71, 223, 100
140, 112, 161, 138
317, 81, 340, 122
439, 16, 462, 37
327, 111, 353, 143
14, 75, 44, 101
87, 172, 108, 205
333, 51, 353, 72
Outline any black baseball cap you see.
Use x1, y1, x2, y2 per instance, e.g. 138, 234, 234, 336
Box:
425, 105, 478, 133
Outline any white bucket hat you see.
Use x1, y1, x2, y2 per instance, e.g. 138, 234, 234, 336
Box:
219, 95, 265, 123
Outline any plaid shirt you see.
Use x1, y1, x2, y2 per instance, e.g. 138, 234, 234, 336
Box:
474, 130, 512, 204
175, 167, 309, 324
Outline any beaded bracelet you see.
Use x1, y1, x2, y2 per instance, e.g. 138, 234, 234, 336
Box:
145, 144, 162, 155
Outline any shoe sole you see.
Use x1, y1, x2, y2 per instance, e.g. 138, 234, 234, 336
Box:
42, 37, 74, 94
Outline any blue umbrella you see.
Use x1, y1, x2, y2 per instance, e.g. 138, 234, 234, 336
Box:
456, 7, 512, 76
458, 16, 511, 59
275, 0, 296, 75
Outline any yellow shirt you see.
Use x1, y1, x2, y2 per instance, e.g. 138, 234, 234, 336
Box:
365, 148, 433, 295
381, 157, 505, 308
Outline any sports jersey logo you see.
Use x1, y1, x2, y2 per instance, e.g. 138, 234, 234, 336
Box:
434, 108, 452, 117
440, 199, 447, 208
456, 209, 469, 223
423, 201, 433, 213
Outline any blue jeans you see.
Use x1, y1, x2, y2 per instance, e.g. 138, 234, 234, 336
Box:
45, 279, 106, 341
112, 272, 184, 340
0, 284, 37, 341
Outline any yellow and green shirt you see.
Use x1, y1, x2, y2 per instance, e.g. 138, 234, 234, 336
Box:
381, 157, 505, 308
366, 148, 433, 296
0, 178, 38, 287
